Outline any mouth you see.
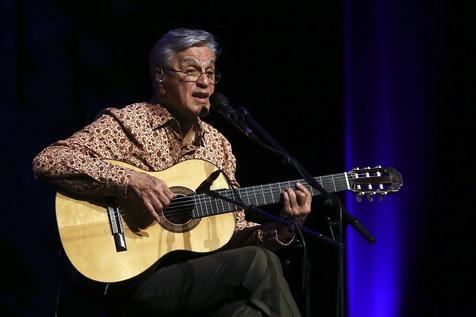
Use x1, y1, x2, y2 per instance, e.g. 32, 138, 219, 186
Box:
192, 91, 210, 104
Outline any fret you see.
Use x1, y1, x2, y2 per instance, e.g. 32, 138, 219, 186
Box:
318, 176, 323, 193
213, 197, 220, 215
267, 183, 273, 204
334, 174, 346, 191
204, 195, 211, 216
194, 195, 202, 218
203, 195, 209, 216
219, 194, 225, 210
277, 182, 284, 201
204, 196, 210, 215
274, 183, 279, 202
331, 174, 337, 192
261, 185, 267, 205
196, 195, 203, 217
243, 189, 251, 205
273, 183, 281, 202
252, 186, 259, 205
326, 176, 333, 192
332, 174, 342, 192
192, 196, 199, 218
321, 176, 330, 191
202, 195, 209, 216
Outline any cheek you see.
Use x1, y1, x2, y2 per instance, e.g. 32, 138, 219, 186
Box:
167, 84, 187, 99
179, 86, 194, 101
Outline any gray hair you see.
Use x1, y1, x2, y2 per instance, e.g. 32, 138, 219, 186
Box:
149, 28, 220, 79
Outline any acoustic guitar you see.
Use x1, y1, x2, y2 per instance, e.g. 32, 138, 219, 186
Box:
55, 159, 402, 283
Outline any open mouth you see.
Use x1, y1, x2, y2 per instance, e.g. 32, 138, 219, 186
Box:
192, 92, 210, 103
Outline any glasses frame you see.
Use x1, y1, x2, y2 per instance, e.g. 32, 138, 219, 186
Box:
164, 68, 221, 84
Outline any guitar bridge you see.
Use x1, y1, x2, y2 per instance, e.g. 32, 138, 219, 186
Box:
107, 204, 127, 252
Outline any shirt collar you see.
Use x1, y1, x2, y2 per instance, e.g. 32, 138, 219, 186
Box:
150, 103, 175, 129
149, 102, 206, 146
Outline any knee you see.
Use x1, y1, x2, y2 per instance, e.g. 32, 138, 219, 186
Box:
240, 246, 283, 290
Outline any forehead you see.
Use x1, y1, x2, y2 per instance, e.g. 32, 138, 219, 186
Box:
171, 46, 216, 66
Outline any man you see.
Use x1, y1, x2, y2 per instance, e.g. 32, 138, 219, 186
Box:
33, 28, 312, 316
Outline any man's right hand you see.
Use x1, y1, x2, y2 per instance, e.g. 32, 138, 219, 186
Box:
126, 171, 176, 223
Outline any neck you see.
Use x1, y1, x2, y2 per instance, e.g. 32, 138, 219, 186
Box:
153, 97, 197, 136
171, 109, 196, 139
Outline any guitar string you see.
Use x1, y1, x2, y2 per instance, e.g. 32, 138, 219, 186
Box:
119, 170, 381, 214
153, 173, 386, 215
144, 171, 382, 206
152, 178, 368, 218
163, 171, 383, 208
119, 173, 391, 218
121, 185, 299, 218
162, 177, 347, 209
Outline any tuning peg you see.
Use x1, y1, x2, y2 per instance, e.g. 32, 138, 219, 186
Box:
356, 194, 363, 203
374, 165, 382, 168
367, 193, 374, 202
378, 194, 385, 202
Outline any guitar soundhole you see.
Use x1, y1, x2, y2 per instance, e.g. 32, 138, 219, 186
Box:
158, 186, 201, 233
163, 195, 193, 225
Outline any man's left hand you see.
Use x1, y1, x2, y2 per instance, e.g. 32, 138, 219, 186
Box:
281, 182, 312, 224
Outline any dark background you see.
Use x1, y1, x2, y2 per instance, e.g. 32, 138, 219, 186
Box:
1, 0, 474, 316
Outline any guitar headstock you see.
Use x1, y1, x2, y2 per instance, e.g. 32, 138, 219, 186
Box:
347, 166, 403, 202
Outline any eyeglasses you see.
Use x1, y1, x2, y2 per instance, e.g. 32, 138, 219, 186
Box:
165, 68, 221, 84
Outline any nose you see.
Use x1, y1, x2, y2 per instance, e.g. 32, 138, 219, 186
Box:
196, 72, 211, 87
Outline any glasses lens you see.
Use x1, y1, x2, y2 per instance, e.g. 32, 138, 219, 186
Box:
172, 69, 221, 84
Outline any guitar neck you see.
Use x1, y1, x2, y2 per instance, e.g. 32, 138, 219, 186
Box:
190, 172, 350, 218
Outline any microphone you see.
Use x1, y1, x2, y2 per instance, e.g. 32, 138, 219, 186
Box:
210, 92, 257, 139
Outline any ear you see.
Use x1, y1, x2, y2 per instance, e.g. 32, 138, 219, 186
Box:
154, 68, 166, 95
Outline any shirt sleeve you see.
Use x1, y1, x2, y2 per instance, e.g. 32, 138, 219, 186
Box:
228, 209, 296, 251
32, 109, 134, 198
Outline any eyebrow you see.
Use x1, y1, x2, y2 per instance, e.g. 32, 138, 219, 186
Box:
180, 57, 216, 68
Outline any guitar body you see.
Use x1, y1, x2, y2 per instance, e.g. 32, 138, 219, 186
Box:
56, 159, 235, 283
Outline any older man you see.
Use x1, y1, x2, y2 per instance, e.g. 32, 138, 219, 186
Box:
33, 28, 311, 316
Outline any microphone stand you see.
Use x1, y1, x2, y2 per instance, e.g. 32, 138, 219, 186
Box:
234, 106, 348, 317
211, 93, 376, 316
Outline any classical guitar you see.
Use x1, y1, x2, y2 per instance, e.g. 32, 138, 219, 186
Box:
56, 159, 402, 283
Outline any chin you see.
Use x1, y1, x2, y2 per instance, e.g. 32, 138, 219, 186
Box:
198, 103, 210, 117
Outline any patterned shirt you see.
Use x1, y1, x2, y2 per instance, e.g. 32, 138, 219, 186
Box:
33, 102, 294, 249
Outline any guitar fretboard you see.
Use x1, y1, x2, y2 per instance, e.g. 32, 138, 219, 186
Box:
190, 173, 349, 218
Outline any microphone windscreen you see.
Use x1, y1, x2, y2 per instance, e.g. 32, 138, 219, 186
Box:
210, 92, 231, 112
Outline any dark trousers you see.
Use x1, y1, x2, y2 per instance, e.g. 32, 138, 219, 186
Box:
113, 246, 301, 317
